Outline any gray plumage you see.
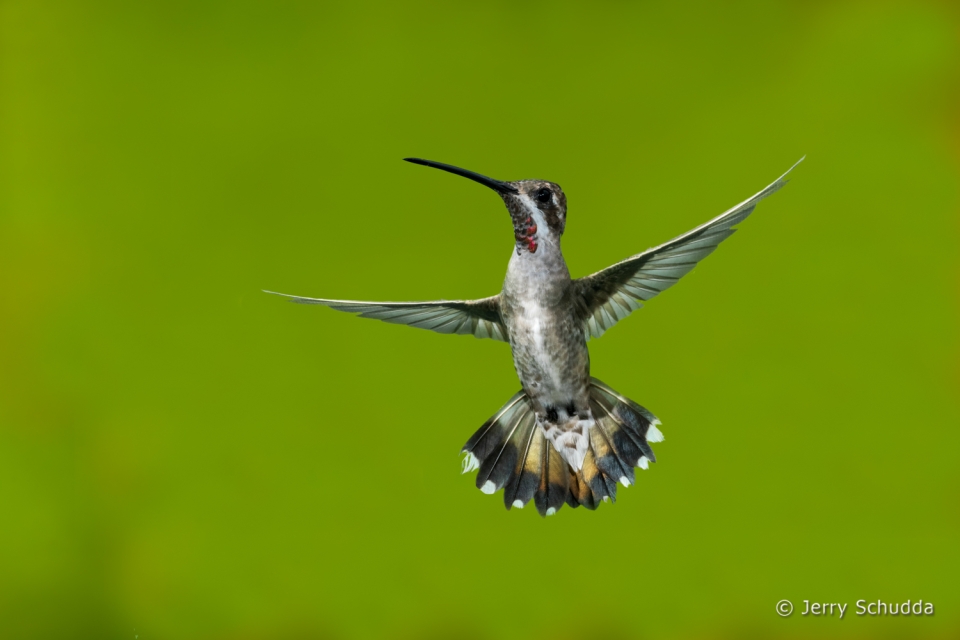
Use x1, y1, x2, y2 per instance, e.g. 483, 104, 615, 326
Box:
267, 156, 803, 516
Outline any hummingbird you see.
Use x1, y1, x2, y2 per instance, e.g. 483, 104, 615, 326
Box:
267, 156, 802, 516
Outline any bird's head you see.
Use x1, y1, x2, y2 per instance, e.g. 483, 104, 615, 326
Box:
404, 158, 567, 255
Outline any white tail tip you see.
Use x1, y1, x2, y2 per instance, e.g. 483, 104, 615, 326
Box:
461, 451, 480, 474
646, 424, 664, 443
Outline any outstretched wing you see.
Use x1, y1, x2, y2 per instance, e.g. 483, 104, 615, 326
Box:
264, 290, 509, 341
572, 157, 803, 339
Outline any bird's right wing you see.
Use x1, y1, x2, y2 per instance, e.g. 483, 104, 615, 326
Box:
264, 290, 509, 341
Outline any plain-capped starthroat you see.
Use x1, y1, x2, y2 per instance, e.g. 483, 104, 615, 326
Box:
267, 156, 803, 516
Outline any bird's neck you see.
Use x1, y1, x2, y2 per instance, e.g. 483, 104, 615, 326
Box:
503, 235, 570, 306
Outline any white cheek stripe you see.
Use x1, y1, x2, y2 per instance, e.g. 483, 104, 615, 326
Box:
517, 194, 547, 231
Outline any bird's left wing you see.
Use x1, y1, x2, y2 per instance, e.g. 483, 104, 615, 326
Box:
264, 291, 509, 341
571, 158, 803, 339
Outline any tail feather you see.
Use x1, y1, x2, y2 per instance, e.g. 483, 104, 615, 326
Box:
590, 394, 645, 471
534, 439, 570, 516
462, 377, 663, 516
502, 415, 542, 510
472, 395, 529, 495
591, 381, 659, 465
566, 467, 595, 510
588, 401, 637, 488
582, 441, 620, 504
591, 379, 662, 440
462, 390, 526, 468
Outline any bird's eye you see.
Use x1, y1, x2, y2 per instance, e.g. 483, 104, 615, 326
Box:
535, 188, 552, 204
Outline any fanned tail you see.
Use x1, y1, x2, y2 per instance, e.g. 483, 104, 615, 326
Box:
461, 377, 663, 516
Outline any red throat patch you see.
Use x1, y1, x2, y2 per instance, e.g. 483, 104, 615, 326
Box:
515, 216, 538, 254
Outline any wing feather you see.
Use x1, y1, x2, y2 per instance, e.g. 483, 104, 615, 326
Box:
264, 291, 508, 341
573, 158, 803, 339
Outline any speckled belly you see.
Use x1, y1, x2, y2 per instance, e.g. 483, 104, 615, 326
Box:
506, 302, 591, 414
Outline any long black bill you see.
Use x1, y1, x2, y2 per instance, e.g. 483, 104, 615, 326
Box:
403, 158, 518, 194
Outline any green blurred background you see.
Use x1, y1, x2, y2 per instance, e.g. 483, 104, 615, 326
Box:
1, 1, 958, 638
